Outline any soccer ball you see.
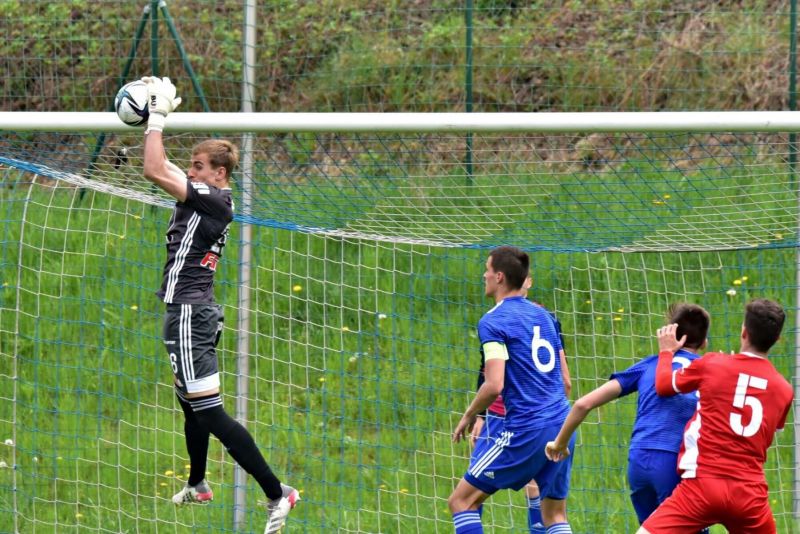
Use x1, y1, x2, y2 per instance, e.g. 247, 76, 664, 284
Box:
114, 80, 149, 126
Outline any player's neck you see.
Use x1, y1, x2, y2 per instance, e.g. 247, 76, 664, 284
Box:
493, 287, 519, 304
739, 342, 768, 359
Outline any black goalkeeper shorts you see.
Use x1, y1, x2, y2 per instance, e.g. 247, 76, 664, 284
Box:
162, 303, 223, 394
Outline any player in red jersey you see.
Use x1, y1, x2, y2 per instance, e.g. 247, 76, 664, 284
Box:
638, 298, 793, 534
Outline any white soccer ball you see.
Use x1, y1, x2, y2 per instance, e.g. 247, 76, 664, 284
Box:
114, 80, 149, 126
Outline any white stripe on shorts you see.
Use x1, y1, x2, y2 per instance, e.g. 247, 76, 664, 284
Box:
469, 430, 513, 477
181, 304, 194, 382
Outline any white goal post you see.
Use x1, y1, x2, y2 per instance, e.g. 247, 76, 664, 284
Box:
4, 111, 800, 132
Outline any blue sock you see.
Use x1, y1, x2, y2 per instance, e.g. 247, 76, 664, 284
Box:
546, 523, 572, 534
527, 496, 545, 534
453, 510, 483, 534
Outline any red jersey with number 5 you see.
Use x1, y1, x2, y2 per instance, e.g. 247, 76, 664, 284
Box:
667, 352, 793, 481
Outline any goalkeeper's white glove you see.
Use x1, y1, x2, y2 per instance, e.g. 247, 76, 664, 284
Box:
141, 76, 182, 133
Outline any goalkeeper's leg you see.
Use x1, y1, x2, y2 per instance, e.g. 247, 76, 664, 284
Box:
176, 390, 211, 487
189, 393, 284, 501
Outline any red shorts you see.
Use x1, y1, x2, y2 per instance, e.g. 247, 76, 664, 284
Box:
642, 477, 775, 534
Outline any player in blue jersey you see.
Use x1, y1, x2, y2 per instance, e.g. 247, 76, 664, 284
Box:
450, 246, 574, 534
470, 276, 572, 534
545, 303, 710, 531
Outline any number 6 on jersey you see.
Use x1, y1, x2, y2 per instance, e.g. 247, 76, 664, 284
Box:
531, 325, 556, 372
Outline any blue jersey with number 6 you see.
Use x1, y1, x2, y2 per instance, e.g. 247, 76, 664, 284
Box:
477, 296, 568, 431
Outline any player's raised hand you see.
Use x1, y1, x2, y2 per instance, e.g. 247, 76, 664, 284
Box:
544, 440, 570, 462
141, 76, 182, 133
141, 76, 182, 115
657, 323, 686, 353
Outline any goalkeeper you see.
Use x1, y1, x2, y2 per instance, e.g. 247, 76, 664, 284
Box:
140, 76, 299, 534
545, 303, 709, 532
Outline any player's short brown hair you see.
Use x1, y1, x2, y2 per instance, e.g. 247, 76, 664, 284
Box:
744, 298, 785, 353
488, 246, 529, 290
193, 139, 239, 179
667, 303, 710, 350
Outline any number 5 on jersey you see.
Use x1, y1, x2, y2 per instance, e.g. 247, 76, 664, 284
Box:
730, 372, 767, 438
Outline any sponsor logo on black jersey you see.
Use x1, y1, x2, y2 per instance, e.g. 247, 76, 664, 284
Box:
200, 252, 219, 271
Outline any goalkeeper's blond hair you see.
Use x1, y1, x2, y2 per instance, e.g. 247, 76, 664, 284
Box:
193, 139, 239, 180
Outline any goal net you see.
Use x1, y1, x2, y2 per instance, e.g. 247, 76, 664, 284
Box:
0, 121, 796, 533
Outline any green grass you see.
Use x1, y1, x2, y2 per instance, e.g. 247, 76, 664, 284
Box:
0, 159, 797, 533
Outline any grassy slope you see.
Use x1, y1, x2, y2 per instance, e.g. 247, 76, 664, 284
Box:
0, 1, 791, 113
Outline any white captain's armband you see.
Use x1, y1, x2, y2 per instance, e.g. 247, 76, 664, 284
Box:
483, 341, 509, 361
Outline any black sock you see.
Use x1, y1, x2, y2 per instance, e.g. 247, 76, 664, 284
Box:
191, 398, 283, 500
176, 393, 210, 487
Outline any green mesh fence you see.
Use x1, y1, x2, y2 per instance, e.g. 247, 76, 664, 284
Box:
1, 1, 799, 533
1, 129, 798, 534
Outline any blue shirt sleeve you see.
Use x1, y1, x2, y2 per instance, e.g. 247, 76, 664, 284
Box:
477, 315, 505, 346
610, 356, 655, 397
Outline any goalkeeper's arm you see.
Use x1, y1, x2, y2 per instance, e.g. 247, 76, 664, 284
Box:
141, 76, 182, 134
143, 129, 188, 201
141, 76, 187, 201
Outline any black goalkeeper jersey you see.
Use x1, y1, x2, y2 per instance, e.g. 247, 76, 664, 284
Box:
156, 179, 234, 304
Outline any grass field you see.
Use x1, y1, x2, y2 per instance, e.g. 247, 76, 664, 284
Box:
0, 138, 798, 534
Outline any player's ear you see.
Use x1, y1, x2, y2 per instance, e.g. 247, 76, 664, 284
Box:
700, 338, 708, 350
523, 276, 532, 291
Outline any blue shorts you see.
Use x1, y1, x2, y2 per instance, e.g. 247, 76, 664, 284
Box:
627, 449, 681, 524
466, 414, 575, 499
470, 412, 505, 465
